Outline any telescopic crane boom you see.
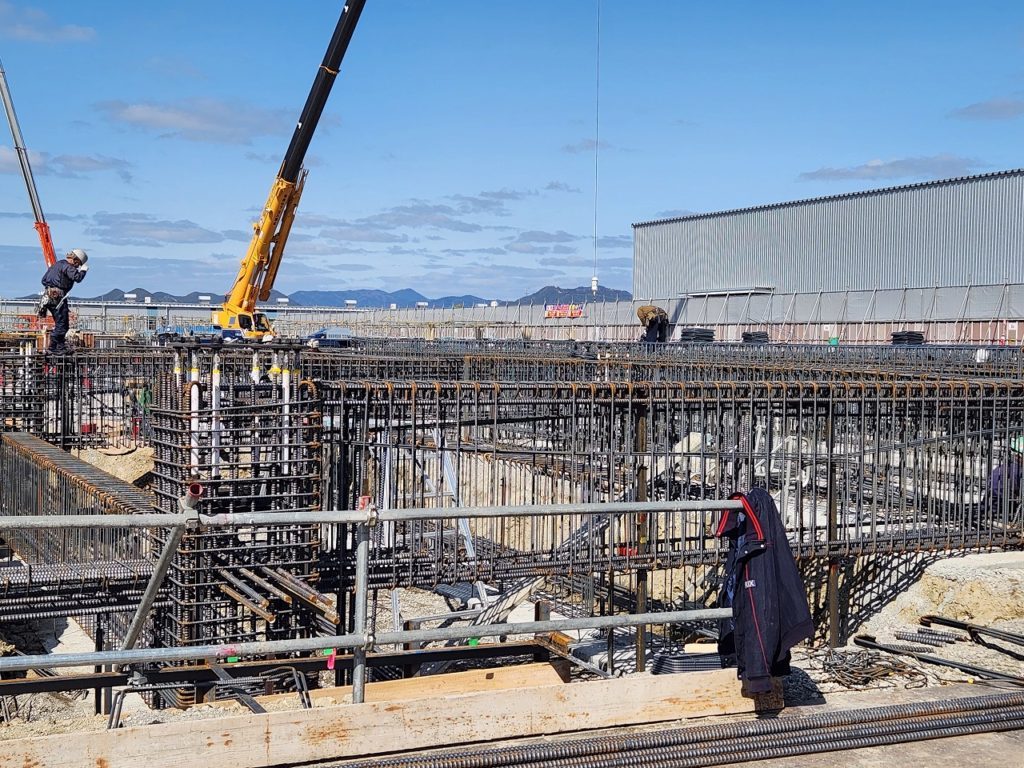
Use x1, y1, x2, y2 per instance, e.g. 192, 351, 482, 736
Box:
213, 0, 366, 339
0, 58, 57, 268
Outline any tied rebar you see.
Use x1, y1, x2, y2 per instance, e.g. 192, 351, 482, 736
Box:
0, 340, 1022, 679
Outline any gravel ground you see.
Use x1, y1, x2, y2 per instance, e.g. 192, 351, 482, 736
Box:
783, 551, 1024, 703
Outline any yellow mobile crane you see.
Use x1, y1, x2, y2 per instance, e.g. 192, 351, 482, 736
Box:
212, 0, 366, 340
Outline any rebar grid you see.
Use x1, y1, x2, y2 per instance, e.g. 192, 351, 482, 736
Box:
339, 338, 1024, 378
4, 341, 1024, 452
0, 433, 159, 644
318, 379, 1023, 594
0, 340, 1022, 659
0, 345, 46, 434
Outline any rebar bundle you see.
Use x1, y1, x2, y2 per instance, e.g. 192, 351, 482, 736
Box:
338, 691, 1024, 768
0, 432, 158, 645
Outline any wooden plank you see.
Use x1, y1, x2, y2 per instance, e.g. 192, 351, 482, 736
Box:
0, 669, 757, 768
683, 642, 719, 654
206, 662, 567, 708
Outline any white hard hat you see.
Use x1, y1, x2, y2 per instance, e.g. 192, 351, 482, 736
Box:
67, 248, 88, 264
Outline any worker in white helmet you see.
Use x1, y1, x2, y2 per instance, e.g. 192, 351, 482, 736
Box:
38, 248, 89, 354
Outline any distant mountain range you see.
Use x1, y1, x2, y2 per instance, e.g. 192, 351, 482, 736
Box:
16, 285, 632, 307
514, 285, 632, 305
288, 289, 490, 308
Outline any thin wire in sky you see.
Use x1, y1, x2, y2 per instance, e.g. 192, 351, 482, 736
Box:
592, 0, 601, 292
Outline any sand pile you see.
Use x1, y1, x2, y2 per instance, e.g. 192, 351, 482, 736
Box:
72, 446, 154, 486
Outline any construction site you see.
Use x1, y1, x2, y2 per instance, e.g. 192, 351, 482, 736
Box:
2, 2, 1024, 768
0, 337, 1021, 766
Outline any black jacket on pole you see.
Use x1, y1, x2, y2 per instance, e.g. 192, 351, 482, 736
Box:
716, 488, 813, 693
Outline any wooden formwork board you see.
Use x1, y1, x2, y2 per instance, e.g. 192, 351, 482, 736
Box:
0, 667, 765, 768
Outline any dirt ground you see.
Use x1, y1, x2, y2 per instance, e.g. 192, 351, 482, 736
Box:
71, 446, 154, 486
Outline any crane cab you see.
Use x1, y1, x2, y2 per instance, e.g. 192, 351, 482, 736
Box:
213, 308, 276, 342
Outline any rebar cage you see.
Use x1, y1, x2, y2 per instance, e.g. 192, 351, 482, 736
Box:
0, 339, 1022, 658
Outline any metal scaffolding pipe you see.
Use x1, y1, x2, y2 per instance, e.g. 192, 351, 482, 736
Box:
0, 608, 731, 673
118, 523, 186, 654
0, 499, 745, 530
352, 520, 371, 703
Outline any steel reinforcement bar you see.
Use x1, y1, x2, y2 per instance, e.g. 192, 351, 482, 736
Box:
4, 341, 1024, 454
319, 379, 1024, 567
0, 432, 160, 644
336, 691, 1024, 768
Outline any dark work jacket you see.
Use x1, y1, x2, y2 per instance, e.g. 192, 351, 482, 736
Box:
41, 261, 87, 293
716, 488, 813, 693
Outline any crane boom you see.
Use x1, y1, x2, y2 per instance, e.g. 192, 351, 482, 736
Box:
214, 0, 366, 339
0, 58, 57, 268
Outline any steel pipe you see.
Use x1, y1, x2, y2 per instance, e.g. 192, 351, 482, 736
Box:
118, 523, 186, 654
352, 520, 371, 703
0, 608, 730, 673
0, 499, 745, 530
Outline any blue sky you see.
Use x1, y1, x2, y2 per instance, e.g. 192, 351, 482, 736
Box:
1, 1, 1022, 300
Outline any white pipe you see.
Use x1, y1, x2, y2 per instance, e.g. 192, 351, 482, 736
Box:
281, 353, 291, 476
188, 351, 201, 474
211, 351, 222, 478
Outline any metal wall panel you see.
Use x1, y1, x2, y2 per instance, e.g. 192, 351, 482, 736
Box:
633, 170, 1024, 298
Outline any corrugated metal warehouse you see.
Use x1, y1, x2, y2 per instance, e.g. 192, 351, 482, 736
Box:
632, 169, 1024, 299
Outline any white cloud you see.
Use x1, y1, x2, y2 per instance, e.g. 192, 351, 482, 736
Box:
88, 212, 225, 247
949, 97, 1024, 121
0, 146, 133, 182
562, 138, 612, 155
798, 154, 983, 182
0, 1, 95, 42
512, 230, 578, 244
96, 98, 291, 144
320, 227, 409, 243
545, 181, 581, 193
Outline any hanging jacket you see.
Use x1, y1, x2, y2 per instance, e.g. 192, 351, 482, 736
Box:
716, 488, 813, 693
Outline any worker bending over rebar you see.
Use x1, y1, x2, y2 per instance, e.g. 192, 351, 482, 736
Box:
637, 304, 669, 343
38, 248, 89, 354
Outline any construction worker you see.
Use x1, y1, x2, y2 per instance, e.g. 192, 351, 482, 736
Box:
987, 436, 1024, 523
38, 248, 89, 354
637, 304, 669, 343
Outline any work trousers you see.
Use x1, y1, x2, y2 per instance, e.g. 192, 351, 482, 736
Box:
642, 317, 669, 343
47, 300, 70, 351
